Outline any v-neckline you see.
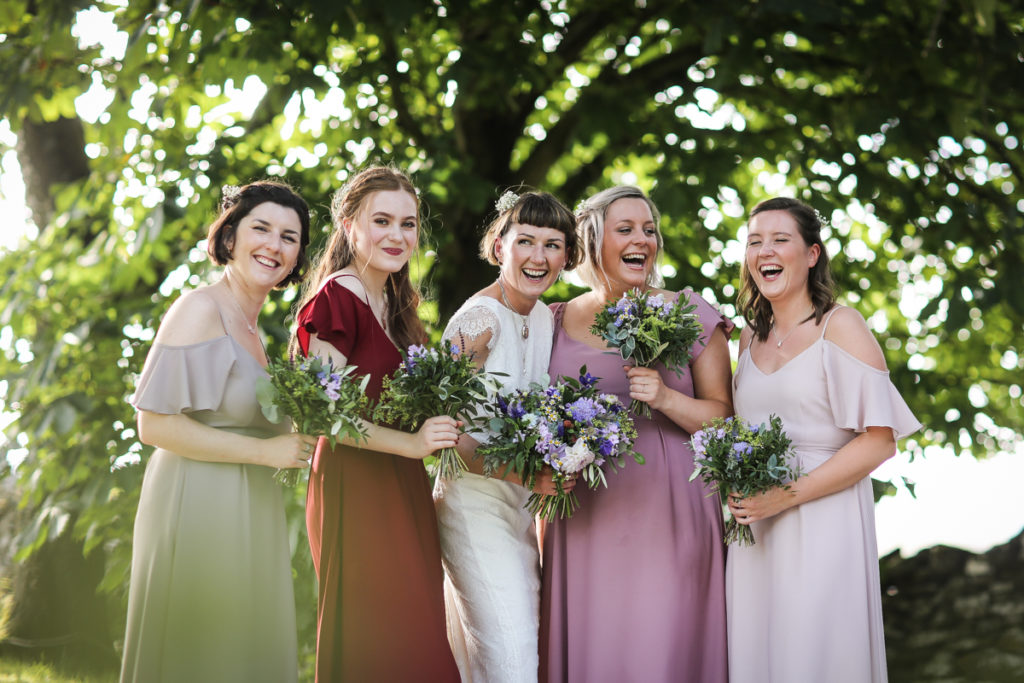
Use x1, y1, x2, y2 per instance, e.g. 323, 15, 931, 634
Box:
744, 336, 823, 377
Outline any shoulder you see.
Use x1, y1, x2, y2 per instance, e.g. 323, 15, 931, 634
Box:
445, 297, 501, 339
738, 325, 754, 353
327, 272, 368, 303
822, 306, 887, 371
154, 287, 225, 346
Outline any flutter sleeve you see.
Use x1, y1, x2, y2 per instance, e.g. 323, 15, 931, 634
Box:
682, 288, 736, 363
823, 340, 922, 440
295, 278, 360, 358
131, 336, 237, 414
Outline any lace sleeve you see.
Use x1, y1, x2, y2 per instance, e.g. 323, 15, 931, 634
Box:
443, 304, 499, 365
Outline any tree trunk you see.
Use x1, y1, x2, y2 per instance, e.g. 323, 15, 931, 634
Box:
0, 114, 117, 672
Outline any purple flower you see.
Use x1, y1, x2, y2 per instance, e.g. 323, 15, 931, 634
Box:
509, 400, 526, 419
599, 439, 615, 456
732, 441, 752, 460
325, 386, 341, 401
567, 397, 599, 422
579, 371, 598, 387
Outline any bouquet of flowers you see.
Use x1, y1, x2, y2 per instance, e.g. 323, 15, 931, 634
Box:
591, 289, 703, 417
478, 367, 642, 521
374, 340, 496, 480
688, 415, 801, 546
256, 355, 371, 486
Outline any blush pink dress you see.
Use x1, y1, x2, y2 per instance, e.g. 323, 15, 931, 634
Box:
727, 308, 921, 683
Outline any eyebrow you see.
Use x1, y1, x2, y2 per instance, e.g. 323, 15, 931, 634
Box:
518, 232, 565, 242
371, 210, 417, 222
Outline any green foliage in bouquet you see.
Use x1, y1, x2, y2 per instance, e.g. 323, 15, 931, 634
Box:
591, 289, 703, 417
257, 355, 371, 486
374, 340, 496, 480
689, 415, 802, 546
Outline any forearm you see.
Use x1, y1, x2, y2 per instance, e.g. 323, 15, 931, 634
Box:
789, 428, 896, 506
335, 419, 420, 459
654, 389, 733, 435
138, 411, 270, 466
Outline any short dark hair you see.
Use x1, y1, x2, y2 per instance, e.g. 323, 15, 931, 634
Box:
206, 180, 311, 287
480, 190, 580, 270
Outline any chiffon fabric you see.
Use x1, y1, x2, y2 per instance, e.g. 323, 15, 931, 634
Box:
727, 308, 921, 683
120, 334, 297, 683
297, 277, 459, 682
539, 290, 732, 683
435, 295, 552, 683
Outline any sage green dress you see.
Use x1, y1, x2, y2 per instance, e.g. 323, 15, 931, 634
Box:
119, 334, 297, 683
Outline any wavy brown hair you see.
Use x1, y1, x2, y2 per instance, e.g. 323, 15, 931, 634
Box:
479, 190, 581, 270
738, 197, 836, 342
207, 180, 311, 287
293, 166, 427, 352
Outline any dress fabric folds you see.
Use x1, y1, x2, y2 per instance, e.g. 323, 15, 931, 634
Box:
435, 296, 552, 683
120, 334, 298, 683
298, 278, 459, 682
539, 290, 732, 683
727, 314, 921, 683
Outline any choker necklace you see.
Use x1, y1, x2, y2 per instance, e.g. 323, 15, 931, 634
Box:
497, 278, 530, 340
771, 310, 815, 348
225, 279, 259, 335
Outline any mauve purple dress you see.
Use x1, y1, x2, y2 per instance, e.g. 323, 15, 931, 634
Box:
539, 290, 732, 683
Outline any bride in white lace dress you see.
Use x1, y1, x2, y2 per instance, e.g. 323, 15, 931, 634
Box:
435, 191, 580, 682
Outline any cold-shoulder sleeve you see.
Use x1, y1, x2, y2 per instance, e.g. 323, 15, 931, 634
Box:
682, 289, 735, 362
131, 336, 237, 414
296, 279, 360, 358
823, 340, 922, 440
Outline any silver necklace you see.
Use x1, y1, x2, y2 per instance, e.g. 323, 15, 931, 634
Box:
497, 277, 530, 340
225, 279, 259, 335
771, 310, 815, 348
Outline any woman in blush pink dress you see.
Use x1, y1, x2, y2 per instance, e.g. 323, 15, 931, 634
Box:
727, 197, 920, 682
539, 185, 733, 683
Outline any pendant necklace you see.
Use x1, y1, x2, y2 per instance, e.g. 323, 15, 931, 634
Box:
225, 278, 259, 335
497, 277, 530, 340
771, 309, 815, 348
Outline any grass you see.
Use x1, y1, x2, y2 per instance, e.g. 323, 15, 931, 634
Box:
0, 659, 114, 682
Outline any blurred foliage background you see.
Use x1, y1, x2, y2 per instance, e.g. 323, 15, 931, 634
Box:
0, 0, 1021, 676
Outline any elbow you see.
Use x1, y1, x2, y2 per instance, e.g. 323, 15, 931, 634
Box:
136, 411, 160, 447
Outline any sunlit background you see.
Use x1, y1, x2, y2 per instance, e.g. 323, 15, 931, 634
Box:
2, 3, 1022, 564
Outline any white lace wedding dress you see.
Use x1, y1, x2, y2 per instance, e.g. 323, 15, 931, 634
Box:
435, 295, 552, 683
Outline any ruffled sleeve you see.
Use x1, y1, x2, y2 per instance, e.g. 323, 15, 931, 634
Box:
131, 336, 237, 414
823, 340, 922, 440
682, 288, 735, 363
295, 278, 361, 358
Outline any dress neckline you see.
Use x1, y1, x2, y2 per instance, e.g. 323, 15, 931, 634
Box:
742, 336, 823, 377
329, 277, 402, 353
153, 334, 267, 370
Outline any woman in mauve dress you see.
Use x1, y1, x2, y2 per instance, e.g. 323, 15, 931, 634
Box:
292, 165, 460, 682
727, 197, 920, 683
121, 181, 316, 683
539, 185, 733, 683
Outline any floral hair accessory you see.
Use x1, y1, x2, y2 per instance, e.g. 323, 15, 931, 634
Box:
574, 198, 589, 215
221, 184, 242, 207
813, 208, 830, 230
495, 190, 520, 214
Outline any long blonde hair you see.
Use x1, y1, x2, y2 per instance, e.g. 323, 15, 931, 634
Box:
293, 165, 427, 351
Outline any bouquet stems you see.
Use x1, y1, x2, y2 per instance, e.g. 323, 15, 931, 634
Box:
432, 446, 469, 480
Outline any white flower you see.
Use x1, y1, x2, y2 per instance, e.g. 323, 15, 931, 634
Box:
561, 438, 596, 474
495, 190, 519, 214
